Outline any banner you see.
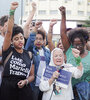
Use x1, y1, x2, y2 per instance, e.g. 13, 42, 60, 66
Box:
43, 66, 72, 88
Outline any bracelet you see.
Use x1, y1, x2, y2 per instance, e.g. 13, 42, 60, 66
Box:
75, 56, 81, 66
9, 9, 15, 16
48, 31, 52, 33
26, 79, 29, 85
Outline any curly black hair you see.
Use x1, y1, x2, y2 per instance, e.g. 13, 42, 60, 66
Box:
68, 28, 89, 44
12, 24, 24, 39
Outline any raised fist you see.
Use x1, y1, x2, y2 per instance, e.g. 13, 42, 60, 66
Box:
59, 6, 66, 15
50, 19, 57, 27
35, 21, 42, 29
10, 2, 18, 10
32, 2, 36, 10
72, 48, 80, 58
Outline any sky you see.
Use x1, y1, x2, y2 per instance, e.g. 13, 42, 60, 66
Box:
0, 0, 21, 24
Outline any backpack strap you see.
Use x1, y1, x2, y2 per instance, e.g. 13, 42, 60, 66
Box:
3, 51, 13, 67
28, 51, 32, 59
26, 51, 33, 78
3, 51, 32, 67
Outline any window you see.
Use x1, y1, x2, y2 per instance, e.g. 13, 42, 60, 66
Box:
66, 10, 71, 15
24, 20, 26, 22
78, 0, 83, 5
64, 0, 68, 3
87, 12, 90, 16
64, 0, 72, 3
38, 10, 46, 15
25, 11, 28, 16
26, 0, 28, 5
78, 0, 83, 2
26, 3, 29, 6
78, 11, 84, 16
50, 0, 58, 1
50, 10, 58, 14
39, 0, 46, 1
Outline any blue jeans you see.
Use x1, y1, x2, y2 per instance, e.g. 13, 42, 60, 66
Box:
75, 82, 90, 100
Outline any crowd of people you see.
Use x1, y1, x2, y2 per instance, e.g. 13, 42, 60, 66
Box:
0, 1, 90, 100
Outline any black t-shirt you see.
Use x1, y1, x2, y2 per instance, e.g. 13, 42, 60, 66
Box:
2, 45, 33, 78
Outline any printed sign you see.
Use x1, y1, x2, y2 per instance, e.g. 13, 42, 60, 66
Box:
43, 66, 72, 88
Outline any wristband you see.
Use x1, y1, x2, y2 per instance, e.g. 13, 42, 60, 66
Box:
26, 79, 29, 85
9, 9, 15, 16
75, 56, 81, 66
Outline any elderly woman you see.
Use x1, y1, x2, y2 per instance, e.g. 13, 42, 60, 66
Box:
39, 48, 83, 100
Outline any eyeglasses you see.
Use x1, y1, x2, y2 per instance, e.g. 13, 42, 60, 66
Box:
35, 37, 43, 41
72, 44, 83, 48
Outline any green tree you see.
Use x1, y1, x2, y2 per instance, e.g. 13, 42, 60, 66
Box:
82, 16, 90, 27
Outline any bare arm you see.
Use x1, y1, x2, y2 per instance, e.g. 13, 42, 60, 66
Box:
27, 64, 34, 83
0, 49, 2, 56
3, 2, 18, 51
47, 19, 57, 51
25, 21, 42, 51
39, 24, 46, 38
23, 2, 36, 39
59, 6, 70, 52
86, 41, 90, 51
17, 64, 35, 88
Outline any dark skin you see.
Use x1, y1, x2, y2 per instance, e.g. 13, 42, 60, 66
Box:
59, 6, 88, 58
72, 37, 88, 58
3, 2, 34, 88
86, 32, 90, 51
72, 38, 85, 54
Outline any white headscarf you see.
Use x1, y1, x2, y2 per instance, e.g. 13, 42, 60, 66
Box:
49, 48, 65, 67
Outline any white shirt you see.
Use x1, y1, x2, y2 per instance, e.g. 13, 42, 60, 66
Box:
35, 48, 46, 86
39, 64, 83, 100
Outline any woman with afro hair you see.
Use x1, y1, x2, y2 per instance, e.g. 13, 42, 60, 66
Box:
59, 6, 90, 100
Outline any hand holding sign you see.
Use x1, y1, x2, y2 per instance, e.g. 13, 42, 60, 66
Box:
43, 66, 72, 88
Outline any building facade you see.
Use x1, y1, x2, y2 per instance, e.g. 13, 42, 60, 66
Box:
22, 0, 90, 42
23, 0, 90, 21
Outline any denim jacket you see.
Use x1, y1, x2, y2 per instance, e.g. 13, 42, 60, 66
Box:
25, 32, 51, 88
25, 33, 36, 53
75, 81, 90, 100
33, 46, 50, 76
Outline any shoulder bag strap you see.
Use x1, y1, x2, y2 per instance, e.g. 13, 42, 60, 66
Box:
3, 51, 13, 67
